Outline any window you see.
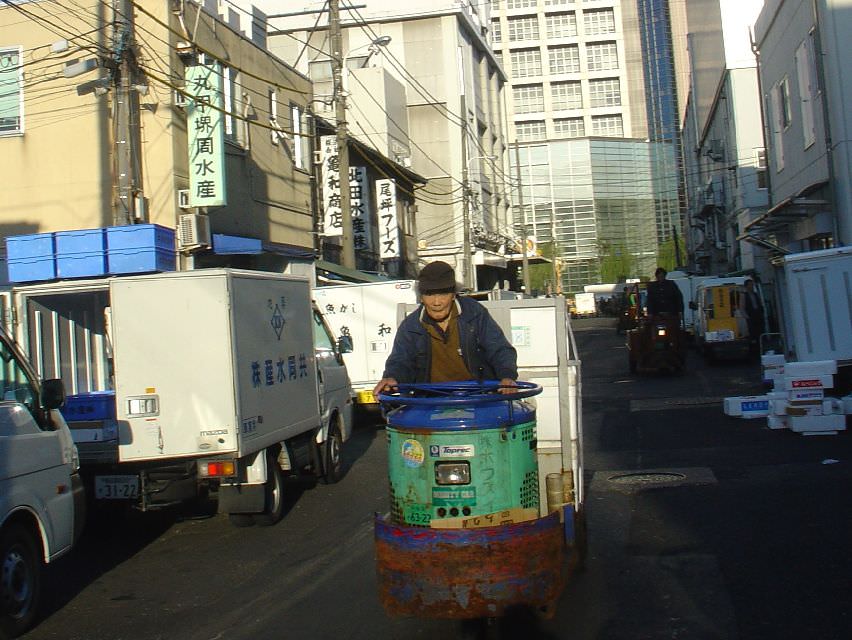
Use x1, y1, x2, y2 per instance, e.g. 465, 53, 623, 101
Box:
491, 20, 502, 43
516, 120, 546, 141
513, 84, 545, 113
586, 41, 619, 72
755, 148, 767, 189
545, 0, 572, 5
507, 16, 539, 42
769, 87, 785, 171
223, 64, 242, 143
552, 81, 582, 110
507, 0, 537, 7
290, 103, 311, 170
546, 12, 577, 38
511, 49, 542, 78
589, 77, 621, 107
0, 338, 37, 419
548, 45, 580, 74
795, 38, 816, 148
778, 77, 792, 129
0, 46, 23, 134
495, 52, 504, 68
583, 9, 615, 35
309, 59, 333, 82
553, 117, 585, 138
590, 114, 623, 136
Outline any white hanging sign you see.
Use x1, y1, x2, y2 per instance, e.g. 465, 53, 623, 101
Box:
376, 178, 399, 259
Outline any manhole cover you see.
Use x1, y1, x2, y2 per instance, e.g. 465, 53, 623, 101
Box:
608, 472, 687, 485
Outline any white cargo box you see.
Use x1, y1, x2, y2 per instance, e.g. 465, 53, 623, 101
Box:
843, 395, 852, 415
784, 360, 837, 377
723, 396, 770, 418
761, 354, 786, 367
788, 413, 846, 435
767, 414, 788, 430
787, 388, 825, 402
313, 280, 417, 401
111, 270, 321, 463
783, 375, 834, 391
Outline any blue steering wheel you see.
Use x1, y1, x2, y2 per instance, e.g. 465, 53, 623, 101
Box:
377, 380, 542, 406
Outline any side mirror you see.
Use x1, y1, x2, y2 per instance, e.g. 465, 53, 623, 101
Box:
41, 378, 66, 410
688, 301, 698, 310
337, 335, 353, 354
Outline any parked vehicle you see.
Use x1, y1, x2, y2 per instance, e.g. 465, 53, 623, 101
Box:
691, 277, 753, 361
573, 292, 597, 318
9, 269, 353, 526
0, 326, 85, 637
313, 280, 417, 407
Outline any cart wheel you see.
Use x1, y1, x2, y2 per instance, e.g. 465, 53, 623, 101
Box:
254, 450, 285, 527
322, 418, 344, 485
0, 523, 42, 638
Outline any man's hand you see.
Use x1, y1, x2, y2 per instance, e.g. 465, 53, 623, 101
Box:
373, 377, 399, 398
497, 378, 518, 395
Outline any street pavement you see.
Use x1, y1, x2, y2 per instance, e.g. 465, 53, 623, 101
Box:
22, 317, 852, 639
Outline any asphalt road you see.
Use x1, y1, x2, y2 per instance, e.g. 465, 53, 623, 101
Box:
23, 318, 852, 639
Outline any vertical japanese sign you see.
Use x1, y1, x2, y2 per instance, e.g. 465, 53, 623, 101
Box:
321, 135, 372, 252
186, 61, 227, 207
376, 179, 399, 259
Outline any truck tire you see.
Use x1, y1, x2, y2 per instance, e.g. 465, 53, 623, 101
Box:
322, 419, 344, 485
0, 523, 42, 638
253, 450, 285, 527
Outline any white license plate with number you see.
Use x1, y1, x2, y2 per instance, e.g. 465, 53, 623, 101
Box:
95, 475, 140, 500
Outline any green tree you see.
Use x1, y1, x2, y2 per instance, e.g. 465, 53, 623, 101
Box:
598, 241, 634, 282
528, 240, 557, 294
657, 235, 686, 271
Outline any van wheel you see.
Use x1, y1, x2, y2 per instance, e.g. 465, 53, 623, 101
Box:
0, 523, 42, 638
322, 420, 344, 485
253, 450, 285, 527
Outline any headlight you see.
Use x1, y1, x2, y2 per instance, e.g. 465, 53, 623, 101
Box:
434, 461, 470, 485
656, 327, 667, 336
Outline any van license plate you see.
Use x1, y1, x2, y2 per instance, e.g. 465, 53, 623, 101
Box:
95, 475, 139, 500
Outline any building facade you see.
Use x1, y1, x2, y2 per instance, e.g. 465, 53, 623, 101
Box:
267, 0, 518, 291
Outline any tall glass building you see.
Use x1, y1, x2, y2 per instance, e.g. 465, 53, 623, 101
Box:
490, 0, 684, 292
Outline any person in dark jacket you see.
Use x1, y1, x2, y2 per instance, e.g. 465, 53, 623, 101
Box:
645, 267, 683, 317
372, 261, 518, 397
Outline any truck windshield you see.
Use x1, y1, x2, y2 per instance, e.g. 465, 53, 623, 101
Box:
0, 339, 37, 417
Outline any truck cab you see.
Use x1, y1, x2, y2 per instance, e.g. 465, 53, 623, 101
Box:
0, 327, 84, 637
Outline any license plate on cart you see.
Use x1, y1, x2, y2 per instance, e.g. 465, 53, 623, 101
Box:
95, 475, 140, 500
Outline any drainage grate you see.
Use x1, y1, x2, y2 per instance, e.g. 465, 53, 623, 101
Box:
608, 472, 687, 485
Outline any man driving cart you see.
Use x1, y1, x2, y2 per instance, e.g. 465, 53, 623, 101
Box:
627, 267, 687, 373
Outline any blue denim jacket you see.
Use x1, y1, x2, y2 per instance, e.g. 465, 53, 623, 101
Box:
382, 295, 518, 383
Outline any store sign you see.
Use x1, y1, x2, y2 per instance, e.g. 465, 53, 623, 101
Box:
376, 179, 399, 259
186, 61, 227, 207
321, 136, 372, 251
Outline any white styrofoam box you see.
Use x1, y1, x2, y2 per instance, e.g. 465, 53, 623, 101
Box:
787, 388, 825, 402
724, 396, 770, 418
822, 398, 843, 414
788, 413, 846, 434
784, 360, 838, 377
843, 396, 852, 415
761, 353, 786, 366
767, 414, 788, 430
763, 369, 785, 386
783, 375, 834, 391
771, 398, 788, 416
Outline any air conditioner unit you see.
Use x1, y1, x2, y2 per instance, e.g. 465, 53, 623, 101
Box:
177, 189, 191, 209
177, 213, 211, 249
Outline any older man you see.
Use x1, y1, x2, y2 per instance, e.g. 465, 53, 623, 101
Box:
373, 261, 518, 396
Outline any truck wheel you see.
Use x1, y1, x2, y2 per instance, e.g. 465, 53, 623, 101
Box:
322, 420, 344, 485
0, 523, 42, 638
253, 450, 285, 527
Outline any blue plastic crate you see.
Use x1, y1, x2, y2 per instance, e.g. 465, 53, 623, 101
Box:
61, 391, 116, 422
56, 251, 107, 278
5, 232, 55, 261
106, 224, 175, 251
7, 256, 56, 282
107, 247, 176, 275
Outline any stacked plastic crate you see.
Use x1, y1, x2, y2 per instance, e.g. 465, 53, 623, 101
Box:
782, 361, 846, 435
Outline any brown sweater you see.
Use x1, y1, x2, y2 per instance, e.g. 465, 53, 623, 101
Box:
422, 305, 472, 382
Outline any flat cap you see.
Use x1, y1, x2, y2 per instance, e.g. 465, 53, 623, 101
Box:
417, 261, 457, 293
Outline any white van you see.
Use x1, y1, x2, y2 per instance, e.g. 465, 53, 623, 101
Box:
0, 327, 84, 637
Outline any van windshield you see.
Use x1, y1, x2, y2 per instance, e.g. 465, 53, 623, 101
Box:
0, 339, 37, 417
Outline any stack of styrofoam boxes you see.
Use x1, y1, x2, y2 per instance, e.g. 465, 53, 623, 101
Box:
761, 353, 786, 388
6, 232, 56, 283
55, 228, 107, 279
783, 360, 846, 435
106, 224, 176, 275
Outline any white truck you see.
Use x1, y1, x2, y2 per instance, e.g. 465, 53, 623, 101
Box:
10, 269, 353, 527
0, 326, 85, 637
313, 280, 417, 406
777, 246, 852, 364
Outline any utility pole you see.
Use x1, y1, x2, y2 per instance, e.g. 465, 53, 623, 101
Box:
329, 0, 356, 269
113, 0, 142, 226
458, 47, 473, 291
513, 142, 531, 295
